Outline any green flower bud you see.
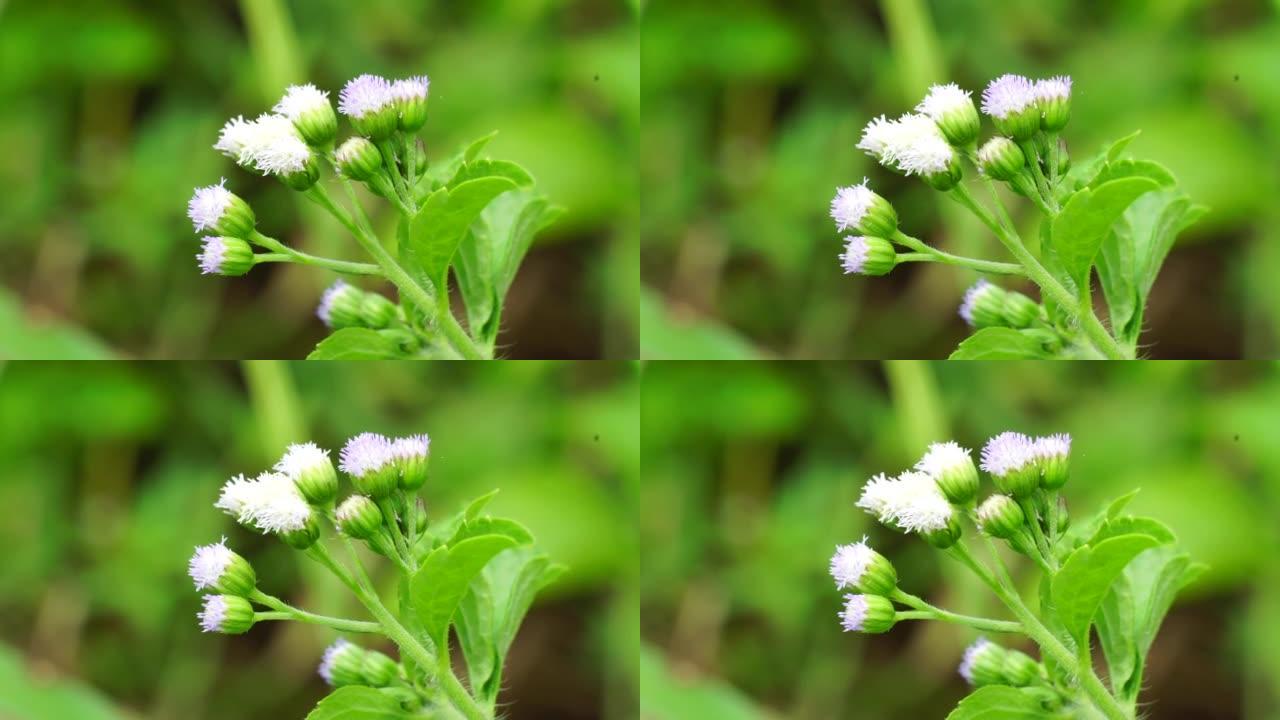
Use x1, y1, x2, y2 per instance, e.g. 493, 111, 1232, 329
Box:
341, 433, 400, 499
831, 180, 898, 239
391, 435, 431, 491
1035, 77, 1072, 132
336, 495, 383, 540
924, 514, 963, 549
318, 280, 367, 329
281, 513, 320, 550
841, 236, 897, 277
391, 77, 430, 133
276, 442, 338, 506
829, 538, 898, 596
362, 650, 401, 687
320, 640, 368, 687
189, 538, 257, 597
1033, 434, 1072, 490
199, 594, 255, 635
335, 137, 383, 182
982, 432, 1041, 498
1003, 649, 1044, 686
198, 237, 255, 277
188, 180, 257, 239
1003, 291, 1042, 329
977, 137, 1026, 182
977, 494, 1026, 539
917, 83, 981, 147
959, 280, 1008, 329
960, 639, 1008, 687
275, 85, 338, 147
922, 156, 963, 191
414, 498, 428, 534
839, 593, 897, 634
983, 75, 1042, 141
280, 155, 321, 191
917, 441, 979, 505
361, 293, 400, 329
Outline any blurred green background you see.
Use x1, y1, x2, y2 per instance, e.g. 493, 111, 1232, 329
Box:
640, 360, 1280, 719
640, 0, 1280, 359
0, 360, 638, 719
0, 0, 638, 359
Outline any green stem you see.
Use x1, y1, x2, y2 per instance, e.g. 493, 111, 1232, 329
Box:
337, 537, 437, 669
891, 230, 1026, 276
303, 542, 361, 595
434, 281, 485, 360
438, 642, 487, 720
248, 231, 383, 276
377, 139, 414, 208
1018, 497, 1056, 572
948, 185, 1128, 360
1018, 140, 1057, 212
378, 497, 413, 567
891, 590, 1023, 633
249, 590, 382, 634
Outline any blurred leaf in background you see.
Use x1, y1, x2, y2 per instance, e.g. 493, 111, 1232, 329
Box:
0, 360, 637, 720
0, 0, 638, 359
640, 0, 1280, 359
640, 360, 1280, 719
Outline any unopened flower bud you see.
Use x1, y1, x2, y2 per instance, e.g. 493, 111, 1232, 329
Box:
340, 432, 399, 498
281, 513, 321, 550
981, 432, 1041, 498
924, 513, 963, 549
959, 280, 1006, 329
275, 442, 338, 505
977, 494, 1025, 539
361, 293, 400, 329
199, 594, 255, 634
839, 593, 896, 634
1032, 434, 1072, 490
336, 495, 383, 540
198, 237, 255, 277
959, 638, 1007, 687
916, 441, 978, 504
280, 155, 320, 191
274, 84, 337, 147
340, 74, 399, 141
188, 538, 256, 596
977, 137, 1026, 181
829, 537, 897, 596
317, 280, 365, 329
840, 236, 896, 277
362, 649, 401, 687
922, 155, 963, 191
335, 137, 383, 182
391, 76, 430, 133
830, 179, 898, 238
188, 179, 256, 238
1034, 76, 1072, 132
319, 640, 367, 687
917, 83, 980, 147
982, 74, 1041, 141
1003, 649, 1044, 686
1003, 290, 1041, 328
391, 434, 431, 491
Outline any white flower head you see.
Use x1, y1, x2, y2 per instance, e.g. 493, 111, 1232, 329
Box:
391, 434, 430, 461
214, 471, 312, 533
839, 593, 869, 632
215, 113, 310, 175
1032, 433, 1072, 460
916, 441, 973, 478
981, 74, 1036, 119
860, 113, 949, 173
916, 83, 972, 120
1034, 75, 1072, 102
339, 74, 394, 119
188, 537, 234, 590
980, 431, 1037, 476
897, 131, 955, 176
274, 441, 331, 480
339, 432, 395, 477
188, 179, 233, 233
858, 471, 953, 533
959, 279, 997, 325
199, 595, 228, 633
840, 236, 871, 275
319, 639, 356, 685
214, 116, 256, 159
317, 280, 350, 326
959, 637, 995, 684
273, 84, 330, 121
198, 237, 228, 275
830, 179, 875, 232
390, 75, 430, 102
829, 536, 875, 590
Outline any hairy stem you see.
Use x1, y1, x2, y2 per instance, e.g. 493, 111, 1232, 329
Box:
335, 537, 438, 670
892, 230, 1026, 276
249, 590, 382, 634
438, 641, 488, 720
248, 231, 383, 276
891, 590, 1023, 633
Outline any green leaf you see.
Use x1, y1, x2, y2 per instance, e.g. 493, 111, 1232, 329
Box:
1095, 572, 1138, 698
1090, 159, 1176, 189
307, 328, 406, 360
411, 534, 518, 645
1051, 533, 1161, 642
405, 177, 517, 287
448, 159, 534, 189
944, 686, 1048, 719
304, 686, 409, 720
465, 490, 500, 521
1088, 516, 1177, 547
0, 643, 127, 720
1051, 177, 1160, 287
948, 328, 1052, 359
1106, 131, 1142, 162
1061, 131, 1141, 194
448, 516, 535, 547
464, 131, 499, 162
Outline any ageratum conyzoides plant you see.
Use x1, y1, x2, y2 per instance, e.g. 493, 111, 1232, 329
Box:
187, 74, 562, 359
829, 432, 1203, 719
189, 433, 563, 719
830, 75, 1206, 359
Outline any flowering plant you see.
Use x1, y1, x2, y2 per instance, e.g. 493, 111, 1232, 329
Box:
830, 433, 1202, 719
831, 75, 1206, 359
189, 433, 562, 719
187, 75, 562, 359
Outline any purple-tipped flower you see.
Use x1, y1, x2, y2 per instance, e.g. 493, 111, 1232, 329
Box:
1033, 76, 1072, 103
319, 639, 365, 686
830, 178, 897, 237
829, 536, 897, 595
340, 74, 398, 139
188, 537, 256, 596
198, 594, 254, 634
340, 432, 399, 497
1034, 76, 1073, 131
959, 638, 1001, 686
1032, 433, 1072, 489
391, 433, 431, 491
981, 74, 1040, 139
189, 179, 234, 232
198, 236, 254, 277
317, 280, 365, 329
981, 431, 1040, 496
916, 441, 979, 504
276, 442, 338, 505
839, 593, 895, 633
391, 76, 430, 102
959, 279, 1000, 327
274, 84, 337, 146
840, 236, 895, 277
916, 83, 980, 146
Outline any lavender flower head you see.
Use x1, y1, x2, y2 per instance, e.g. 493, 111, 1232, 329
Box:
274, 441, 331, 479
829, 536, 875, 590
840, 236, 871, 275
317, 280, 351, 327
1032, 433, 1072, 460
188, 537, 234, 591
915, 82, 972, 120
830, 179, 875, 232
839, 594, 869, 632
197, 237, 229, 275
1034, 75, 1073, 102
981, 74, 1036, 119
980, 431, 1037, 476
392, 434, 431, 461
959, 637, 995, 684
319, 639, 356, 685
187, 179, 233, 232
391, 75, 431, 102
199, 595, 228, 633
959, 279, 997, 326
273, 84, 330, 121
339, 432, 395, 477
339, 74, 394, 119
